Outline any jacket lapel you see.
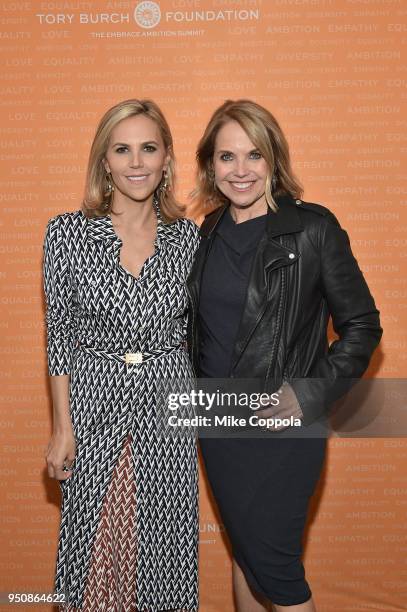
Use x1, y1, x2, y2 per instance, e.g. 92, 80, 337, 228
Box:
230, 196, 304, 367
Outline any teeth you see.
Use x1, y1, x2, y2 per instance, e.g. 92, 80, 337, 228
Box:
231, 182, 253, 189
127, 175, 147, 182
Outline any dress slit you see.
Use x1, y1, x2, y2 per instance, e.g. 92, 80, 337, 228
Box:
61, 434, 137, 611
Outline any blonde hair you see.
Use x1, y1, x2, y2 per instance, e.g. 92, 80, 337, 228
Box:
192, 99, 303, 215
82, 99, 184, 222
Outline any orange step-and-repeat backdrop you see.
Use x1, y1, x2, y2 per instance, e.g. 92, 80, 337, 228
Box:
0, 1, 406, 610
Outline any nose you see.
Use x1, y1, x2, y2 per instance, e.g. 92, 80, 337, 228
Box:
129, 150, 143, 168
233, 157, 249, 177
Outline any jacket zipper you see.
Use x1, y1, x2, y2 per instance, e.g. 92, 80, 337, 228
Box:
229, 251, 292, 376
265, 264, 287, 382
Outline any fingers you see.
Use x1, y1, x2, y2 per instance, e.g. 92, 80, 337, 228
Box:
255, 405, 275, 418
46, 455, 75, 480
251, 414, 290, 432
250, 385, 302, 432
254, 384, 302, 420
45, 432, 76, 481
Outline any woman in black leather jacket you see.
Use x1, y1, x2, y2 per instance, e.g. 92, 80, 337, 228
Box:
187, 99, 382, 611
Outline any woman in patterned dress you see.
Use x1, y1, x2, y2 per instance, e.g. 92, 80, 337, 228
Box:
43, 99, 199, 611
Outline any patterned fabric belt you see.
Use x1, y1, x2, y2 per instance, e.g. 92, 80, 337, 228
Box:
77, 343, 184, 365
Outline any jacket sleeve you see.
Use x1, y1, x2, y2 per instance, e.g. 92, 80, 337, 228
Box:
289, 212, 383, 426
182, 219, 201, 338
43, 216, 76, 376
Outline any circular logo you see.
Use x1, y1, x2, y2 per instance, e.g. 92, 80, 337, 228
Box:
134, 1, 161, 29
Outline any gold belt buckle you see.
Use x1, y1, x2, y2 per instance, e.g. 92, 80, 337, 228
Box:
125, 352, 143, 365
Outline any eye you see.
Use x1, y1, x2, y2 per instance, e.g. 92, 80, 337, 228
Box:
115, 146, 128, 153
143, 144, 157, 152
219, 152, 233, 161
249, 150, 262, 160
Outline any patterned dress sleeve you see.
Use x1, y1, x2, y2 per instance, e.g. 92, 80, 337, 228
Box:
43, 216, 76, 376
184, 218, 201, 258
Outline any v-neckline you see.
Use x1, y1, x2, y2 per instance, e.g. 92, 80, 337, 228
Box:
107, 204, 161, 282
118, 250, 156, 281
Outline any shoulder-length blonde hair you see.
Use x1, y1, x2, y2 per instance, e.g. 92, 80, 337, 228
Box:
82, 99, 184, 222
192, 99, 303, 215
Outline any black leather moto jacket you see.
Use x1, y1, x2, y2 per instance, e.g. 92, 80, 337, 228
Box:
186, 194, 382, 426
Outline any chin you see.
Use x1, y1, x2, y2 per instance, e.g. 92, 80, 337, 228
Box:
229, 194, 263, 208
121, 186, 157, 203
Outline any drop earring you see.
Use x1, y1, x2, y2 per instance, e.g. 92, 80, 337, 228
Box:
105, 172, 115, 195
160, 169, 168, 195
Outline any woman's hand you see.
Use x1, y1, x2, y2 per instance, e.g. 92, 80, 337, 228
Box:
253, 381, 304, 431
45, 428, 76, 480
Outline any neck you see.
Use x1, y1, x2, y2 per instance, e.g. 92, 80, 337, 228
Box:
229, 197, 268, 224
110, 193, 156, 228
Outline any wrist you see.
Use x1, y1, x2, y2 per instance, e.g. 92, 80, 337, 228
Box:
53, 418, 74, 435
280, 382, 304, 419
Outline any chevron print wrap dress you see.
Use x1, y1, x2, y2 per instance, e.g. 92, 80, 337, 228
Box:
43, 207, 200, 611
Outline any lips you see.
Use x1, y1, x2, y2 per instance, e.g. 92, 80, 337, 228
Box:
230, 181, 255, 191
126, 175, 148, 182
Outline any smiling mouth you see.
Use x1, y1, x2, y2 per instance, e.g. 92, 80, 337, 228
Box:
126, 175, 148, 182
229, 181, 255, 191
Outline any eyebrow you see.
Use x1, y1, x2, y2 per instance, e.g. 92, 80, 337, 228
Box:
216, 148, 260, 153
112, 140, 159, 147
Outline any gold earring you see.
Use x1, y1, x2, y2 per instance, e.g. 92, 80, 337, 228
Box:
105, 172, 115, 196
160, 170, 168, 194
